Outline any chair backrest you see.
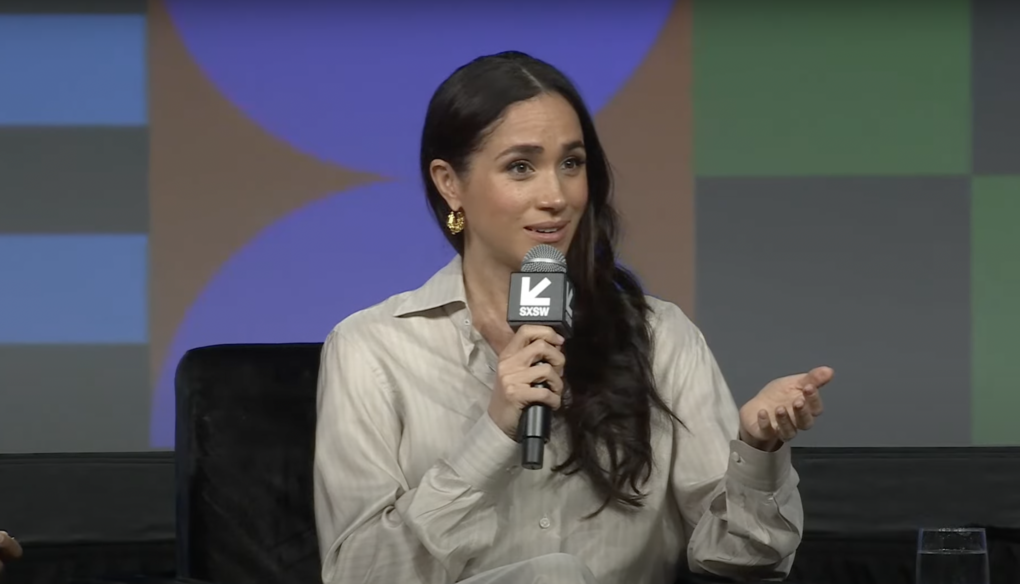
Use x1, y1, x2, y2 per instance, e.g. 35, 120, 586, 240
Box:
174, 343, 324, 584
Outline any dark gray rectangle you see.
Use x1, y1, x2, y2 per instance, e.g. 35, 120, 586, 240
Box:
0, 344, 150, 452
972, 0, 1020, 174
0, 127, 149, 233
793, 448, 1020, 534
0, 0, 145, 14
0, 453, 174, 544
695, 176, 971, 447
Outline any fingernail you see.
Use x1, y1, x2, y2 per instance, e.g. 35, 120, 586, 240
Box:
795, 400, 805, 409
777, 407, 786, 416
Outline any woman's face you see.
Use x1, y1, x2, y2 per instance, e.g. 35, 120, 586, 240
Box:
432, 92, 589, 271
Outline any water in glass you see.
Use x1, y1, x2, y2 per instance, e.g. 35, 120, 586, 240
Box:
916, 528, 989, 584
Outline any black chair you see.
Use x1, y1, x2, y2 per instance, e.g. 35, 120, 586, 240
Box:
171, 343, 748, 584
174, 343, 323, 583
171, 343, 766, 584
169, 344, 1020, 584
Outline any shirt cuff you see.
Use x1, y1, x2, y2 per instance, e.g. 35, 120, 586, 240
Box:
726, 439, 792, 492
444, 414, 522, 492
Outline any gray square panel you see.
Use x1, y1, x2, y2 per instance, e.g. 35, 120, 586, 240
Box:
0, 128, 149, 234
695, 177, 970, 447
0, 344, 151, 452
972, 0, 1020, 174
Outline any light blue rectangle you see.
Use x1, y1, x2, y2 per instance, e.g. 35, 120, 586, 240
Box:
0, 15, 147, 125
0, 235, 148, 343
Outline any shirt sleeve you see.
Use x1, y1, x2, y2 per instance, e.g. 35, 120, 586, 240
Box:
314, 327, 521, 584
652, 302, 804, 579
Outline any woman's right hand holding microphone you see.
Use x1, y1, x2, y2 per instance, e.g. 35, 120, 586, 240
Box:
488, 325, 566, 440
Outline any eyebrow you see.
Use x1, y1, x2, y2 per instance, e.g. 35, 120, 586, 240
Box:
496, 140, 586, 160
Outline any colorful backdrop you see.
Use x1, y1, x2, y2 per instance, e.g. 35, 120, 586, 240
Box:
1, 0, 1018, 452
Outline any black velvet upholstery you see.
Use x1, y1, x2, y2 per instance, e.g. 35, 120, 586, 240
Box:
174, 343, 323, 584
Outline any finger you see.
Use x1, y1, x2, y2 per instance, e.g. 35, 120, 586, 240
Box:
800, 366, 834, 391
802, 385, 824, 417
792, 397, 815, 430
775, 406, 798, 441
534, 363, 564, 395
517, 340, 565, 369
502, 325, 564, 357
0, 532, 21, 559
518, 384, 563, 410
756, 409, 777, 440
509, 363, 563, 395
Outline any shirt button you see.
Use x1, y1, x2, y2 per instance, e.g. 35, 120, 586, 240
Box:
731, 452, 742, 463
539, 517, 551, 529
463, 319, 470, 326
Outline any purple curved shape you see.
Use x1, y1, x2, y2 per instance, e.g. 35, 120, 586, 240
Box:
149, 181, 455, 447
164, 0, 673, 178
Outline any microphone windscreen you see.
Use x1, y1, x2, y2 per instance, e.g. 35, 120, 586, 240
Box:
521, 244, 567, 273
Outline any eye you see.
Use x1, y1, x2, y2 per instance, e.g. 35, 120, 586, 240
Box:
507, 160, 533, 176
562, 157, 586, 171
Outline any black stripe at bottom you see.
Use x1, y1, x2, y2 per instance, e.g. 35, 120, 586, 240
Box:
0, 0, 146, 14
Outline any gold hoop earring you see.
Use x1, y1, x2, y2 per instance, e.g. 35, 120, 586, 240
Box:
447, 210, 465, 235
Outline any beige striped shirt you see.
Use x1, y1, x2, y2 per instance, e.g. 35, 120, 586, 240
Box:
314, 256, 803, 584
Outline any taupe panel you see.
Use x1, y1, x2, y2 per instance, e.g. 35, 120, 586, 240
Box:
597, 0, 694, 316
0, 127, 148, 233
696, 176, 971, 447
0, 345, 150, 453
147, 0, 379, 387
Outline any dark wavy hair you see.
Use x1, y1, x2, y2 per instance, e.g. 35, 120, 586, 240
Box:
420, 51, 677, 515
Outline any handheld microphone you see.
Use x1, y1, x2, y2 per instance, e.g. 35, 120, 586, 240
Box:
506, 244, 574, 470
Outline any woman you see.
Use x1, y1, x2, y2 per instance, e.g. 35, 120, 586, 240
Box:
314, 51, 833, 584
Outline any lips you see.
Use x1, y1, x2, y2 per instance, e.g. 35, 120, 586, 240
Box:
525, 220, 570, 243
525, 221, 568, 234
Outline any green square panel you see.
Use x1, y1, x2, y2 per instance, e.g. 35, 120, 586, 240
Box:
972, 176, 1020, 445
694, 0, 971, 177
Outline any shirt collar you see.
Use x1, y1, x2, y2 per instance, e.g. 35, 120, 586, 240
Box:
393, 254, 498, 381
392, 254, 467, 317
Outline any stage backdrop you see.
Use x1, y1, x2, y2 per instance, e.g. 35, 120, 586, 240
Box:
1, 0, 1019, 453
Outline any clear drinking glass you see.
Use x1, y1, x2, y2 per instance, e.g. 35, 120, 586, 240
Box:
916, 527, 989, 584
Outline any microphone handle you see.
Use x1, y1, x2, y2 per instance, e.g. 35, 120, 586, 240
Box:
519, 363, 553, 470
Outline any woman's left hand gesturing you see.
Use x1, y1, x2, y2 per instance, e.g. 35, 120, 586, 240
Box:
739, 366, 834, 452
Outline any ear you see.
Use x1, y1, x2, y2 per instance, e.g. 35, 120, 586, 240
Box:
429, 159, 463, 211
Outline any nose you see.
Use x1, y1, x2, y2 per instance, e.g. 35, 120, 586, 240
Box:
537, 172, 568, 213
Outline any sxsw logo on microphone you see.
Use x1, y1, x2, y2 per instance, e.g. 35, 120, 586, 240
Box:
519, 277, 552, 316
507, 272, 573, 335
